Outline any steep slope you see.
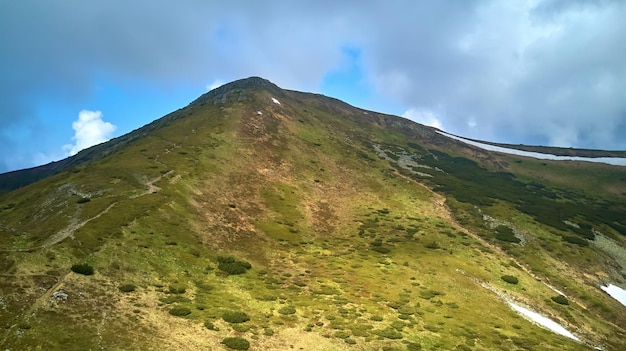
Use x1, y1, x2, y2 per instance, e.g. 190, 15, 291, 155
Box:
0, 77, 625, 350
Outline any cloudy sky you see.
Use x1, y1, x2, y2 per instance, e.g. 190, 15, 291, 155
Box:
1, 0, 625, 173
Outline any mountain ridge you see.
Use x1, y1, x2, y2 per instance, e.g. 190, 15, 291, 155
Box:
1, 76, 623, 193
0, 77, 625, 350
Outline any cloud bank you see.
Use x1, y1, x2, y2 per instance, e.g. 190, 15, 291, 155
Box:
64, 110, 117, 156
1, 0, 624, 172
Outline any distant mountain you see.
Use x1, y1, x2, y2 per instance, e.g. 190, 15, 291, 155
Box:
1, 77, 624, 350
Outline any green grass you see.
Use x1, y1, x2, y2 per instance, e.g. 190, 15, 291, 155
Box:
0, 81, 621, 351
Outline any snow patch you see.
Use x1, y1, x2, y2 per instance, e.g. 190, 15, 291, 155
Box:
438, 131, 626, 166
546, 284, 567, 297
507, 302, 580, 342
257, 111, 263, 115
600, 284, 626, 307
458, 269, 581, 343
271, 97, 281, 105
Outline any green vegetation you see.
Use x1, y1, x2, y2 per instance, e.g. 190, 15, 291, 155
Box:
71, 263, 94, 275
217, 255, 252, 275
563, 235, 588, 247
169, 306, 192, 317
221, 337, 250, 350
377, 327, 403, 339
277, 306, 296, 315
222, 311, 250, 323
168, 285, 186, 294
551, 295, 569, 305
494, 225, 520, 243
118, 284, 136, 292
0, 77, 622, 350
17, 321, 31, 330
204, 320, 219, 331
501, 275, 519, 284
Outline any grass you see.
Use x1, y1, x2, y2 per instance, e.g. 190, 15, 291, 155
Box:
0, 82, 620, 351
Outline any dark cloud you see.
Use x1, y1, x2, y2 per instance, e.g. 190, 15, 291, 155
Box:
1, 0, 624, 172
361, 1, 626, 149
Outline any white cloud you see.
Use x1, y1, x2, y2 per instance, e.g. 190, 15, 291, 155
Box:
206, 79, 224, 91
1, 0, 625, 173
64, 110, 117, 156
467, 118, 477, 128
402, 108, 443, 130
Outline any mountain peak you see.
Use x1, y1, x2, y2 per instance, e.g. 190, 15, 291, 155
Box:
1, 73, 626, 350
191, 76, 282, 106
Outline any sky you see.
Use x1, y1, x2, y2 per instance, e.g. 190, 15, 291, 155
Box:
1, 0, 625, 173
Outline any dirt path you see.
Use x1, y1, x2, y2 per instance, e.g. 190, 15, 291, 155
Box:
40, 202, 118, 248
130, 170, 174, 199
1, 170, 173, 345
1, 170, 174, 254
43, 170, 174, 247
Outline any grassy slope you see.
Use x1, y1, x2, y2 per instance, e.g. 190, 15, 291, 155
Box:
0, 80, 624, 350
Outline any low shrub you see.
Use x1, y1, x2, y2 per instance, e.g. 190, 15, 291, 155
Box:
169, 285, 186, 294
371, 246, 391, 254
419, 290, 442, 299
204, 320, 219, 331
222, 337, 250, 350
494, 225, 520, 243
424, 241, 440, 249
160, 296, 190, 304
71, 263, 94, 275
232, 323, 251, 332
118, 284, 136, 293
278, 306, 296, 315
169, 306, 191, 316
76, 197, 91, 204
406, 341, 422, 350
334, 330, 351, 339
562, 235, 588, 247
551, 295, 569, 305
376, 327, 403, 339
391, 320, 407, 331
17, 321, 31, 330
501, 275, 519, 284
222, 311, 250, 323
398, 306, 414, 315
217, 256, 252, 275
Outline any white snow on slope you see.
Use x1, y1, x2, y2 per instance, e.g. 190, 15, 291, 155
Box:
271, 97, 281, 105
546, 284, 566, 297
507, 302, 580, 342
457, 269, 582, 344
600, 284, 626, 307
438, 131, 626, 166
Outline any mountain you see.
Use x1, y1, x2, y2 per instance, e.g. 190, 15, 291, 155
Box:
0, 77, 625, 350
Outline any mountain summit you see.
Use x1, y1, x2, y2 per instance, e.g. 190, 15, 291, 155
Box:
0, 78, 625, 350
192, 76, 284, 105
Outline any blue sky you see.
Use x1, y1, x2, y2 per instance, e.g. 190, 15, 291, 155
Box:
1, 0, 625, 173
